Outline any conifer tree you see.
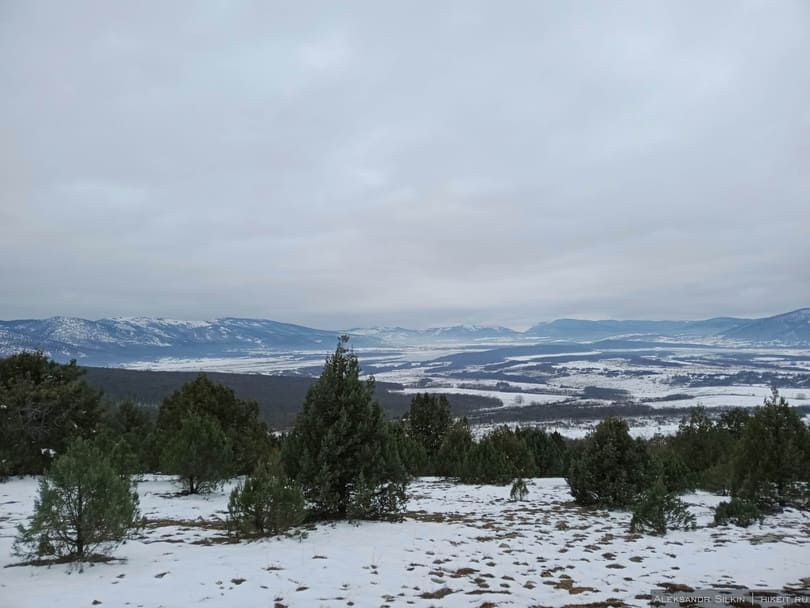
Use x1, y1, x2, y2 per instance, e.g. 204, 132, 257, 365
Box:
515, 427, 568, 477
670, 406, 726, 488
95, 400, 156, 477
388, 419, 429, 476
227, 455, 306, 537
284, 336, 407, 520
461, 426, 535, 484
0, 352, 103, 475
510, 478, 529, 501
629, 477, 695, 535
160, 412, 233, 494
435, 418, 474, 478
732, 388, 809, 509
407, 393, 451, 460
156, 373, 270, 474
462, 438, 512, 484
13, 438, 140, 561
566, 417, 649, 508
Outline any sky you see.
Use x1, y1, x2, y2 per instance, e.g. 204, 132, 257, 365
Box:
1, 1, 808, 330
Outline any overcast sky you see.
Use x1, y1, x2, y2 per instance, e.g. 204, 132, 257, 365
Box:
1, 1, 808, 329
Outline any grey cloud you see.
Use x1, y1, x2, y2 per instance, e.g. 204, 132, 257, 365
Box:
1, 1, 808, 328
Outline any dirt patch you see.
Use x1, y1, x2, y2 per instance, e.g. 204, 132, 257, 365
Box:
419, 587, 455, 599
655, 582, 695, 592
552, 576, 597, 595
143, 517, 226, 531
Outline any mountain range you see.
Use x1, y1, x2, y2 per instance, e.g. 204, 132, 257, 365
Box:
0, 309, 808, 365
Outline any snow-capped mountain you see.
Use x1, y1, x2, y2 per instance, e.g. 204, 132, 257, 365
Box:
524, 316, 750, 341
1, 309, 807, 366
720, 308, 810, 344
0, 317, 372, 364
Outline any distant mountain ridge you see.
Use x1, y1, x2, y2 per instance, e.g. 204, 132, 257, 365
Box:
0, 309, 808, 365
525, 316, 750, 341
719, 308, 810, 344
0, 316, 379, 365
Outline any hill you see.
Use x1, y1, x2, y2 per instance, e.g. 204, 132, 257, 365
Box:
1, 310, 808, 368
720, 308, 810, 345
0, 317, 380, 365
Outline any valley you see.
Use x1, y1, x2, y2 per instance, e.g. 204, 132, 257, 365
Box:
116, 338, 810, 438
4, 309, 810, 436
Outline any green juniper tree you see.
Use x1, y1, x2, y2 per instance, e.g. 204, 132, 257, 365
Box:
435, 418, 474, 478
731, 388, 808, 510
714, 497, 763, 527
160, 412, 233, 494
515, 426, 568, 477
13, 438, 140, 561
461, 426, 535, 485
566, 417, 649, 508
407, 393, 451, 466
388, 419, 429, 476
462, 437, 513, 484
94, 400, 157, 478
156, 373, 271, 474
227, 455, 306, 537
629, 477, 695, 535
0, 352, 103, 475
283, 336, 407, 520
510, 478, 529, 501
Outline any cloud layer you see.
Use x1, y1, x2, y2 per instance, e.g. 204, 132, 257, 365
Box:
2, 1, 808, 328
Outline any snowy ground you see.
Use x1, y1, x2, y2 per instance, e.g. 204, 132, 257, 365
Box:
471, 418, 684, 440
2, 477, 809, 608
120, 344, 810, 422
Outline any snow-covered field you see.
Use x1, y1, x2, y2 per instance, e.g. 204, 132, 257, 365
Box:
472, 418, 684, 440
2, 476, 809, 608
120, 344, 810, 417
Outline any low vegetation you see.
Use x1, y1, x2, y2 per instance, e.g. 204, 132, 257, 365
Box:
629, 478, 696, 535
12, 438, 140, 561
714, 497, 763, 528
227, 455, 306, 537
2, 346, 809, 566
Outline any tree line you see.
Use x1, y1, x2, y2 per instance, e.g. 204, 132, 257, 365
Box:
2, 340, 809, 562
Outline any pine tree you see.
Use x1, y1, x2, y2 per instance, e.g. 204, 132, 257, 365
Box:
670, 406, 721, 484
284, 336, 407, 520
0, 352, 103, 475
462, 438, 512, 484
94, 400, 157, 477
732, 388, 808, 510
160, 413, 233, 494
515, 427, 568, 477
13, 438, 140, 561
566, 417, 649, 508
388, 419, 429, 476
156, 374, 270, 474
407, 393, 451, 461
510, 478, 529, 501
435, 418, 474, 478
227, 455, 306, 537
629, 477, 695, 535
461, 427, 535, 484
714, 497, 763, 527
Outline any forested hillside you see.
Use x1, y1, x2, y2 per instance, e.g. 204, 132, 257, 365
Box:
81, 366, 499, 429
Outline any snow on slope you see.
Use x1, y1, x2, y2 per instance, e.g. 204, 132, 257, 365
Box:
0, 317, 362, 363
2, 477, 808, 608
